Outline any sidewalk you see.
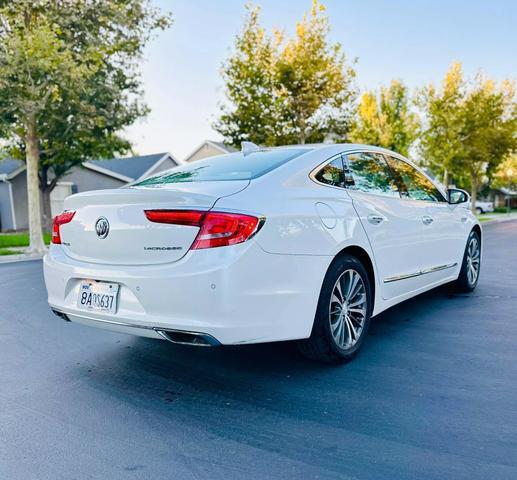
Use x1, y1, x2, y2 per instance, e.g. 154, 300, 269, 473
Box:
478, 212, 517, 224
0, 247, 46, 264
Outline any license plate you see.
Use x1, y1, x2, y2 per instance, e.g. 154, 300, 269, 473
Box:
77, 281, 119, 314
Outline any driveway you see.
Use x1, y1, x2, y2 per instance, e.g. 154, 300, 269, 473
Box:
1, 221, 516, 480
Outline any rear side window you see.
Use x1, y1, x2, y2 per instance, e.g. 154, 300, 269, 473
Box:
344, 152, 400, 197
134, 148, 310, 186
314, 157, 345, 187
385, 156, 445, 202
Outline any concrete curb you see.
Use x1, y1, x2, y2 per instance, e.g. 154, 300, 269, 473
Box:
480, 216, 517, 225
0, 252, 45, 264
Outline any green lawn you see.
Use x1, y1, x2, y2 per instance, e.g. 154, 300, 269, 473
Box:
0, 232, 51, 248
0, 248, 23, 256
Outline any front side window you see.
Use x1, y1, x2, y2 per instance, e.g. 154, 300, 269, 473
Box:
385, 156, 445, 202
314, 156, 345, 187
134, 148, 311, 186
344, 152, 400, 197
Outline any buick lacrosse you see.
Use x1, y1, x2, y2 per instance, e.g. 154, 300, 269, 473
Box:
44, 143, 481, 363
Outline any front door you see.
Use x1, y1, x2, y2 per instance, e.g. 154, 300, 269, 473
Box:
344, 151, 429, 300
384, 155, 464, 283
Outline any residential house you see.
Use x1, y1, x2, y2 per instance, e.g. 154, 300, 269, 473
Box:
184, 140, 235, 163
0, 152, 178, 232
488, 187, 517, 209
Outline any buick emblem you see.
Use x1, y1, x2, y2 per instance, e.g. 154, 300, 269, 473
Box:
95, 217, 110, 239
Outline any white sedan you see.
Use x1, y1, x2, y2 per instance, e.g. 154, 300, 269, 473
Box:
44, 144, 481, 363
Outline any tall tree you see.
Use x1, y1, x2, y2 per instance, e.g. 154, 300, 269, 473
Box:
275, 0, 356, 144
418, 62, 516, 211
214, 4, 280, 147
0, 0, 171, 252
215, 0, 356, 147
350, 80, 419, 156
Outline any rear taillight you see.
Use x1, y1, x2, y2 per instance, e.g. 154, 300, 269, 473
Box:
144, 210, 263, 249
143, 210, 204, 227
52, 211, 75, 244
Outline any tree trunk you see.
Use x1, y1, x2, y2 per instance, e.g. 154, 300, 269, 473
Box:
470, 174, 478, 215
41, 187, 53, 231
443, 169, 449, 189
298, 115, 306, 145
25, 117, 46, 254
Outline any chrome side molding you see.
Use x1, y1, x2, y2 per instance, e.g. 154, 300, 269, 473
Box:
384, 262, 458, 283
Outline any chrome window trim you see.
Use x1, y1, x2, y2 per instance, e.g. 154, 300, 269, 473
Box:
384, 262, 458, 283
309, 149, 398, 196
309, 148, 447, 204
308, 152, 347, 191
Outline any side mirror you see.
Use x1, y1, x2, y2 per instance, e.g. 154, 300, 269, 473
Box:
447, 188, 469, 205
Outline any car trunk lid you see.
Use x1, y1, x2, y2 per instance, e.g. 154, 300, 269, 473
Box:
59, 181, 249, 265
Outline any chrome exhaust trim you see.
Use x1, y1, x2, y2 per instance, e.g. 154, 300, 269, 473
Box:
52, 309, 71, 322
50, 308, 220, 346
154, 328, 221, 347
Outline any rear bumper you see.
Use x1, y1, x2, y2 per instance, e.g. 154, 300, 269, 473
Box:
44, 242, 329, 345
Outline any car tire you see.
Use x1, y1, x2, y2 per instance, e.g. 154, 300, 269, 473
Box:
452, 230, 481, 293
475, 207, 483, 215
297, 254, 373, 364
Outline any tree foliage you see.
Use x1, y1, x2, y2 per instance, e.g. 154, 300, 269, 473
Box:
492, 153, 517, 190
0, 0, 171, 250
349, 80, 419, 156
215, 1, 356, 147
418, 62, 517, 210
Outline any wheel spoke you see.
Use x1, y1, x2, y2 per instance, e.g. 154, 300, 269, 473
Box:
346, 316, 358, 340
347, 294, 365, 309
338, 318, 345, 347
334, 279, 344, 304
346, 273, 359, 300
348, 307, 366, 317
331, 293, 342, 306
332, 316, 342, 335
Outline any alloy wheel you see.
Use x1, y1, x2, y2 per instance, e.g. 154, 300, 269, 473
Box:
329, 269, 367, 350
466, 237, 480, 285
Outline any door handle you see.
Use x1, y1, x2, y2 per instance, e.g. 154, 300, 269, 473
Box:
367, 214, 385, 225
422, 215, 434, 225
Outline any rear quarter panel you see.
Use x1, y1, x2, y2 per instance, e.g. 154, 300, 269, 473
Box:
214, 170, 371, 258
212, 162, 382, 314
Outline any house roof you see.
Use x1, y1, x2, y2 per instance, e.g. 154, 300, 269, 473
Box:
0, 158, 24, 179
208, 141, 236, 153
184, 140, 236, 162
1, 152, 177, 183
84, 152, 175, 182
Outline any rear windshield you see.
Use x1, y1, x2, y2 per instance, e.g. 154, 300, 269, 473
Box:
133, 148, 310, 186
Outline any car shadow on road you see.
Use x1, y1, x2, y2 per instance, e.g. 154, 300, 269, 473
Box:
71, 282, 482, 477
81, 283, 463, 400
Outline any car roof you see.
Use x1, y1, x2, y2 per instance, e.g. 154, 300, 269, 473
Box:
270, 143, 403, 156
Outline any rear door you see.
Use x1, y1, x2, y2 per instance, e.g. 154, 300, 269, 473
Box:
344, 151, 429, 300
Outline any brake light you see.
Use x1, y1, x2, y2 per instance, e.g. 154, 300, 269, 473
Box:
52, 211, 75, 244
144, 210, 263, 249
144, 210, 204, 226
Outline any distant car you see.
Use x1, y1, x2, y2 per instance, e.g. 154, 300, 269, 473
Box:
475, 201, 494, 214
44, 144, 482, 363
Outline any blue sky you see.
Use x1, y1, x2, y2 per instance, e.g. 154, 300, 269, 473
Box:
126, 0, 517, 159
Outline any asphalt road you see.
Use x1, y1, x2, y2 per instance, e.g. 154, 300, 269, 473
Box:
1, 221, 516, 480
